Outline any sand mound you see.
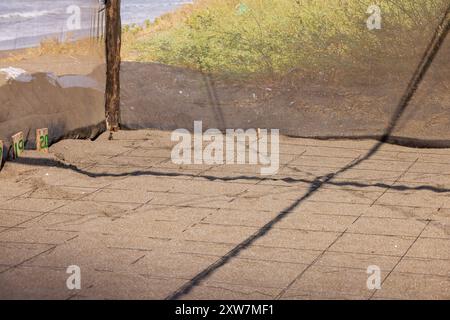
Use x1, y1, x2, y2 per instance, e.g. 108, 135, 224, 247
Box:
0, 66, 105, 161
120, 61, 450, 148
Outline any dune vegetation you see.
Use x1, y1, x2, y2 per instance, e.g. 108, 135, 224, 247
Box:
125, 0, 448, 81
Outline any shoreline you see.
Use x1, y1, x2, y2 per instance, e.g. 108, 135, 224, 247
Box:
0, 0, 193, 52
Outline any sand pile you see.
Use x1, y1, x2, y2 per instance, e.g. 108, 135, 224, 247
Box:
0, 63, 105, 162
120, 59, 450, 148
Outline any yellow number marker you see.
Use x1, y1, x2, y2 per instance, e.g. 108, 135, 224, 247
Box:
36, 128, 49, 153
12, 132, 24, 159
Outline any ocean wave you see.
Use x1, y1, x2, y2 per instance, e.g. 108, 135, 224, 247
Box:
0, 10, 53, 20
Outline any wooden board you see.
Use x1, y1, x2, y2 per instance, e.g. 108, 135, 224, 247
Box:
36, 128, 49, 153
12, 131, 24, 158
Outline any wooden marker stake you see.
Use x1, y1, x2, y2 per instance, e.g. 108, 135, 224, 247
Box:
12, 132, 24, 159
36, 128, 49, 153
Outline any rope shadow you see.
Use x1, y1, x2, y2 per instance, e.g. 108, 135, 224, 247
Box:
10, 156, 450, 194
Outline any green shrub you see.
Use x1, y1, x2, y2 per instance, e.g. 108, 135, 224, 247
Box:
124, 0, 448, 80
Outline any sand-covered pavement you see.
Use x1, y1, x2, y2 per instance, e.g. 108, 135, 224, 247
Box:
0, 129, 449, 300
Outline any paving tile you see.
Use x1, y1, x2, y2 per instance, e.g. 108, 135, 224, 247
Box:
181, 281, 279, 300
83, 189, 154, 204
290, 156, 354, 168
52, 201, 140, 217
203, 209, 280, 228
100, 215, 194, 239
253, 229, 340, 251
165, 239, 235, 257
134, 205, 217, 224
329, 233, 415, 256
315, 251, 399, 272
292, 201, 369, 216
281, 265, 385, 299
127, 147, 173, 158
181, 223, 258, 244
406, 238, 450, 260
106, 175, 183, 193
408, 162, 450, 175
307, 188, 383, 205
373, 272, 450, 300
363, 205, 438, 219
276, 213, 357, 232
207, 257, 308, 288
0, 227, 78, 245
0, 266, 81, 299
77, 272, 185, 300
238, 246, 320, 265
335, 169, 404, 182
395, 257, 450, 277
351, 159, 414, 172
19, 213, 93, 230
346, 217, 426, 237
0, 182, 33, 200
221, 195, 303, 212
129, 251, 218, 279
99, 233, 172, 252
280, 290, 369, 300
194, 181, 263, 197
375, 191, 447, 208
25, 239, 147, 273
0, 242, 53, 266
301, 146, 363, 159
0, 198, 68, 213
103, 155, 164, 167
33, 168, 113, 189
150, 193, 234, 209
24, 186, 98, 201
0, 210, 43, 227
399, 172, 450, 185
421, 218, 450, 239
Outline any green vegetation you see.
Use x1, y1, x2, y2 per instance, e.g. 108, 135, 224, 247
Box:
123, 0, 448, 80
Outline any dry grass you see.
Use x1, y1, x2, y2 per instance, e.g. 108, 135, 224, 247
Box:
0, 36, 104, 64
122, 0, 449, 82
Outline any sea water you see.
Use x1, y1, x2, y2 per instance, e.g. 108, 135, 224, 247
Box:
0, 0, 192, 50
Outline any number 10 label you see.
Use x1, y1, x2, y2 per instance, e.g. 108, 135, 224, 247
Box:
12, 132, 24, 159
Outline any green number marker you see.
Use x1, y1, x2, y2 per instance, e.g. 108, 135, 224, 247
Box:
12, 132, 24, 158
236, 3, 249, 15
36, 128, 49, 153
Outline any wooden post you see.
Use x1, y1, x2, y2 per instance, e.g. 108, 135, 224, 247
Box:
105, 0, 121, 131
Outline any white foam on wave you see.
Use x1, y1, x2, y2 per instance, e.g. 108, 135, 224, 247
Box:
0, 10, 53, 20
0, 67, 33, 82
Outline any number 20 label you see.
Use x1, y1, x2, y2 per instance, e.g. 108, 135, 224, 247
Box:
36, 128, 49, 153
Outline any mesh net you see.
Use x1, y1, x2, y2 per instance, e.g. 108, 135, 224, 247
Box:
0, 0, 106, 158
120, 0, 449, 147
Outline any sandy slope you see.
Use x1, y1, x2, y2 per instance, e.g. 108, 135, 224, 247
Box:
0, 54, 105, 161
120, 60, 450, 147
